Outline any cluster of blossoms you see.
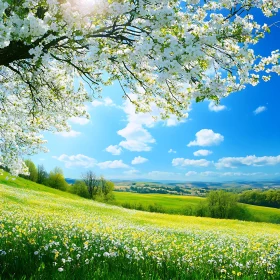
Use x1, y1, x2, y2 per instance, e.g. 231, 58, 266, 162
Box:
0, 0, 279, 174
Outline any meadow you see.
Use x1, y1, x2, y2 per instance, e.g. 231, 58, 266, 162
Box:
0, 174, 280, 279
112, 192, 280, 224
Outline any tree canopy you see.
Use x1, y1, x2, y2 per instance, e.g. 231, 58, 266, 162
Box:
0, 0, 279, 174
48, 166, 67, 191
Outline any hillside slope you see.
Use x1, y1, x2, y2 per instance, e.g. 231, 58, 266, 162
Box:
1, 174, 280, 279
112, 191, 280, 223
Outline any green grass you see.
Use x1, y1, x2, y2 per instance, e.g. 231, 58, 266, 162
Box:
114, 192, 203, 208
112, 191, 203, 214
1, 172, 280, 279
112, 191, 280, 223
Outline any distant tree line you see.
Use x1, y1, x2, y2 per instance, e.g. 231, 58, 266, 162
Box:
21, 160, 68, 191
238, 190, 280, 208
19, 160, 114, 202
128, 185, 191, 195
71, 171, 114, 202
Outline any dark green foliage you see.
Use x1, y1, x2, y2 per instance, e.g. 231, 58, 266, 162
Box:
148, 203, 164, 213
195, 202, 209, 217
207, 191, 238, 219
37, 164, 49, 185
82, 171, 99, 198
69, 180, 90, 198
118, 202, 164, 213
47, 167, 68, 191
196, 190, 251, 220
239, 189, 280, 208
129, 184, 191, 195
96, 177, 114, 201
82, 172, 115, 202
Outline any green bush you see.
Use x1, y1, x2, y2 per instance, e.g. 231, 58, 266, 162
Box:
148, 203, 164, 213
47, 167, 68, 191
70, 180, 90, 198
196, 190, 251, 220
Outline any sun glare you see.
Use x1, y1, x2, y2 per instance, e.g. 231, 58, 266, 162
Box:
74, 0, 98, 14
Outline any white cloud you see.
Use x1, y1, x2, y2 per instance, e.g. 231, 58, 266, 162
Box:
254, 106, 267, 115
92, 97, 117, 108
193, 149, 213, 157
187, 129, 224, 147
168, 149, 177, 154
117, 95, 189, 152
208, 101, 227, 112
220, 172, 267, 177
56, 130, 81, 137
147, 171, 179, 178
91, 100, 103, 107
216, 155, 280, 169
98, 160, 130, 169
69, 117, 90, 125
53, 154, 131, 170
131, 156, 148, 165
200, 171, 218, 177
172, 158, 212, 167
53, 154, 97, 168
189, 171, 268, 178
185, 171, 198, 176
124, 169, 140, 175
117, 98, 157, 152
103, 97, 114, 106
123, 96, 190, 128
118, 123, 155, 152
105, 145, 122, 156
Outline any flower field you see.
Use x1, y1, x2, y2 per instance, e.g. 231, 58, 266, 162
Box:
0, 179, 280, 279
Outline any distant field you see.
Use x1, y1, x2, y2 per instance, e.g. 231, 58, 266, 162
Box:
112, 191, 280, 224
113, 192, 203, 212
114, 185, 130, 191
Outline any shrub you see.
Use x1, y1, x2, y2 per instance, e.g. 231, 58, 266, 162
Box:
47, 167, 68, 191
195, 190, 251, 220
70, 180, 90, 199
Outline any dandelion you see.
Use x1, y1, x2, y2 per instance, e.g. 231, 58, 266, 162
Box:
58, 267, 64, 272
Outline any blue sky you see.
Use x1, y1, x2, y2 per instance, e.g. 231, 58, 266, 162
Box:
31, 15, 280, 182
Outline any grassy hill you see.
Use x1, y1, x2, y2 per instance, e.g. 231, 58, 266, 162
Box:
1, 172, 280, 279
112, 191, 280, 224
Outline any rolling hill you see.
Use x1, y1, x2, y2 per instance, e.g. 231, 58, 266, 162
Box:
1, 173, 280, 279
112, 192, 280, 224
